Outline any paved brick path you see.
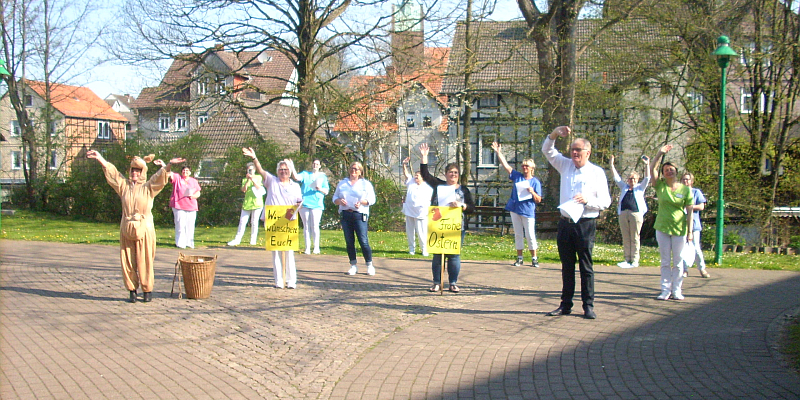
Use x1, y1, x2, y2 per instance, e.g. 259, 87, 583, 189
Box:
1, 239, 799, 399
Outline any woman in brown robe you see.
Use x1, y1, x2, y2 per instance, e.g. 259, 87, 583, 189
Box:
87, 150, 185, 303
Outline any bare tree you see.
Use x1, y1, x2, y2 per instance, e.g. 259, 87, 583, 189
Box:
1, 0, 105, 208
118, 0, 404, 157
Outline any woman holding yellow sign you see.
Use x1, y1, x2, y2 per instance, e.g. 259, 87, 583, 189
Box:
418, 143, 474, 293
243, 148, 303, 289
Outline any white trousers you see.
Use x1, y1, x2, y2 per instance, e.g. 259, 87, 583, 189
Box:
299, 206, 323, 253
509, 212, 538, 251
656, 230, 685, 294
405, 216, 428, 254
272, 250, 296, 288
232, 208, 263, 245
172, 207, 196, 249
692, 230, 706, 269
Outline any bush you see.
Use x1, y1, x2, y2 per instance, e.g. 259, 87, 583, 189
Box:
724, 231, 746, 246
789, 235, 800, 249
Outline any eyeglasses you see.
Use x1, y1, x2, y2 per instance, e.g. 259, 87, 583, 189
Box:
278, 168, 290, 172
570, 148, 587, 152
350, 167, 361, 171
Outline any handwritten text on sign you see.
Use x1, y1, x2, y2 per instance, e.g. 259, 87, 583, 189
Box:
263, 205, 299, 251
427, 206, 462, 255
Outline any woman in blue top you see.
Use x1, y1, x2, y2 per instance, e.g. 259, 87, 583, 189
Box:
491, 142, 543, 267
610, 154, 650, 268
292, 159, 329, 254
681, 172, 710, 278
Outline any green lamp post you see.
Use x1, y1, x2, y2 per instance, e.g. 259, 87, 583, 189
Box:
712, 36, 737, 265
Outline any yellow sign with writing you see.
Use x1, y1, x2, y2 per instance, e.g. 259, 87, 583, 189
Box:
427, 206, 462, 255
263, 205, 300, 251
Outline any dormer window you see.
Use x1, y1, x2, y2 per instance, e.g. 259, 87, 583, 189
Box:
198, 78, 209, 95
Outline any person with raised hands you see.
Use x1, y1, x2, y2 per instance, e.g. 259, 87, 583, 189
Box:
242, 148, 303, 289
87, 150, 185, 303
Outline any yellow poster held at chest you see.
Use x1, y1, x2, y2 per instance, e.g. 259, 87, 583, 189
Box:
263, 205, 299, 251
427, 206, 462, 255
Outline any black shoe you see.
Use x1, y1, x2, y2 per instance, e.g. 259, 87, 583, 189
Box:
129, 290, 137, 303
583, 307, 596, 319
531, 258, 540, 268
143, 292, 152, 302
513, 258, 524, 267
547, 306, 571, 316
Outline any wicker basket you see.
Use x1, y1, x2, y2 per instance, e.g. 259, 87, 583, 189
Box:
179, 254, 217, 299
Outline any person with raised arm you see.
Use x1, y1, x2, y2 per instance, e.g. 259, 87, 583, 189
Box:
649, 144, 694, 300
541, 126, 611, 319
87, 150, 185, 303
610, 154, 650, 269
418, 143, 475, 293
227, 162, 265, 246
401, 156, 433, 257
243, 148, 303, 289
291, 159, 329, 254
491, 142, 543, 267
167, 165, 201, 249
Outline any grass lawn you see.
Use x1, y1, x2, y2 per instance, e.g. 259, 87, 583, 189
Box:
1, 210, 798, 272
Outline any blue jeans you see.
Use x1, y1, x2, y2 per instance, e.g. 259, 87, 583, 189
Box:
340, 210, 372, 264
431, 229, 466, 285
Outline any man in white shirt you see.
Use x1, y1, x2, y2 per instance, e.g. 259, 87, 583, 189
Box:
542, 126, 611, 319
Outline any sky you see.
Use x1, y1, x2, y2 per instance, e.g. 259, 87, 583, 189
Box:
82, 0, 526, 100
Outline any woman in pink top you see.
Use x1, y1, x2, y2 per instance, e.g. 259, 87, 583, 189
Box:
168, 165, 202, 249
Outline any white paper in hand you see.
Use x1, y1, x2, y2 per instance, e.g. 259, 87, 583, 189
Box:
515, 180, 532, 201
557, 199, 585, 223
681, 241, 696, 269
437, 185, 457, 207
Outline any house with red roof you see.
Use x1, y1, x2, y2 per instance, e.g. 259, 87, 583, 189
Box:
130, 48, 297, 141
1, 80, 127, 187
332, 1, 452, 180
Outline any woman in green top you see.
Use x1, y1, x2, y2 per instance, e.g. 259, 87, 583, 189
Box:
228, 162, 265, 246
650, 144, 694, 300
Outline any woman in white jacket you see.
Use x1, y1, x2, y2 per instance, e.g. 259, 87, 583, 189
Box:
610, 155, 650, 268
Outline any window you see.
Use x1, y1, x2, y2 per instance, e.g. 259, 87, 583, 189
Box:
24, 95, 33, 107
422, 114, 433, 128
159, 113, 170, 131
198, 78, 209, 95
478, 134, 497, 167
49, 120, 58, 136
125, 123, 132, 132
687, 90, 703, 114
10, 120, 20, 137
176, 112, 187, 131
50, 150, 57, 170
478, 95, 499, 108
11, 151, 22, 170
406, 112, 416, 128
97, 121, 111, 139
740, 88, 753, 114
11, 151, 30, 170
197, 112, 208, 126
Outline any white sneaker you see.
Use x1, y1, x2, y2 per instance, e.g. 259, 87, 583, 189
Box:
617, 261, 632, 269
422, 252, 429, 257
312, 249, 320, 254
656, 290, 671, 300
672, 291, 684, 300
304, 249, 311, 255
250, 240, 257, 245
347, 265, 357, 275
409, 251, 415, 255
367, 265, 376, 276
631, 262, 639, 268
227, 240, 240, 246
